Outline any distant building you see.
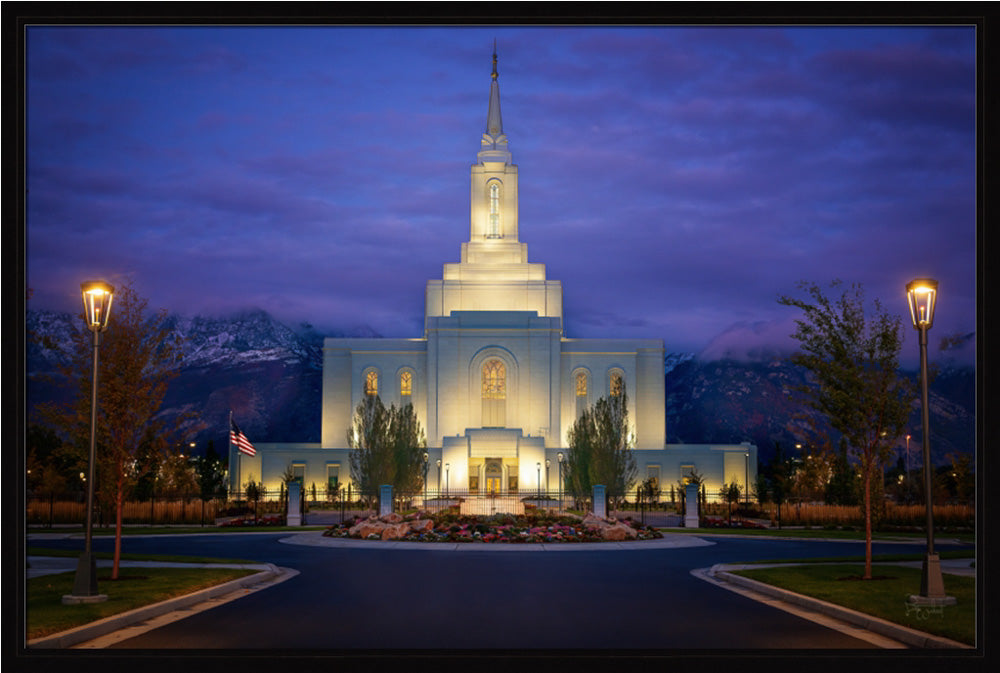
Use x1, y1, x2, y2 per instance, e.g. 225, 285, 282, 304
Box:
232, 50, 756, 504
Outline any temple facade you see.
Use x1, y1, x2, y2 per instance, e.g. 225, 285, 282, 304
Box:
232, 50, 757, 502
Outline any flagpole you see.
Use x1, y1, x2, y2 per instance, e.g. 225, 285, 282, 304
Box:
230, 410, 241, 504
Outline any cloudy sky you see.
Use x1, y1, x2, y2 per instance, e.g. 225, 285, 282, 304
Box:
25, 24, 977, 366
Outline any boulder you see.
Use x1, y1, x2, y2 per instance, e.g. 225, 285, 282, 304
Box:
381, 522, 410, 540
349, 519, 386, 539
408, 518, 434, 533
606, 522, 638, 540
380, 512, 404, 524
601, 525, 628, 541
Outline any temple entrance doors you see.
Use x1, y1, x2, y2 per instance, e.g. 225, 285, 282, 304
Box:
485, 458, 503, 494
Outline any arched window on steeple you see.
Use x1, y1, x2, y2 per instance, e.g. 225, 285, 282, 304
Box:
487, 182, 501, 238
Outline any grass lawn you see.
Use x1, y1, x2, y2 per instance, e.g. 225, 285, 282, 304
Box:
26, 567, 258, 641
29, 525, 329, 535
27, 546, 260, 564
731, 564, 975, 646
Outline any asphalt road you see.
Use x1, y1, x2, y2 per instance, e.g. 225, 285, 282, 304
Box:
29, 532, 966, 650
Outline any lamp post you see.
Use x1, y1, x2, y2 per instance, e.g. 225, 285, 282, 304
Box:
905, 278, 954, 605
65, 281, 114, 604
744, 451, 750, 506
445, 463, 450, 498
545, 459, 550, 500
905, 434, 912, 504
436, 459, 441, 498
423, 452, 429, 505
557, 452, 564, 511
537, 462, 541, 499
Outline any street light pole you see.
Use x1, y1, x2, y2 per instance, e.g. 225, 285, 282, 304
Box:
65, 281, 114, 604
745, 451, 750, 506
423, 452, 428, 506
905, 278, 954, 605
905, 434, 912, 504
557, 452, 564, 511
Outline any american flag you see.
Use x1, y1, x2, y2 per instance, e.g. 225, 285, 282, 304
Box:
230, 418, 255, 457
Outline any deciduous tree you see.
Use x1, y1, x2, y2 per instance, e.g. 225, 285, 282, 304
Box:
779, 280, 914, 578
41, 281, 186, 578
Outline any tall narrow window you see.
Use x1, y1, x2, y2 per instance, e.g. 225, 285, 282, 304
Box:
610, 371, 623, 397
481, 359, 506, 427
365, 370, 378, 396
399, 371, 412, 397
487, 182, 501, 238
575, 371, 588, 418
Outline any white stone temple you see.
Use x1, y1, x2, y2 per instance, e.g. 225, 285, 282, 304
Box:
232, 49, 757, 503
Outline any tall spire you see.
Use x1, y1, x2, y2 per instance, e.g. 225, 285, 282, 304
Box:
484, 40, 504, 144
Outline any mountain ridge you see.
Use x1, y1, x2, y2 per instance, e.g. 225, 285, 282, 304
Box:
25, 308, 974, 467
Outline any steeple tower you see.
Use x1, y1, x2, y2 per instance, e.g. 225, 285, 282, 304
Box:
424, 44, 563, 322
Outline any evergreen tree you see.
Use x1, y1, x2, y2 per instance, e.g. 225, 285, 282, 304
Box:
564, 391, 637, 512
348, 394, 426, 501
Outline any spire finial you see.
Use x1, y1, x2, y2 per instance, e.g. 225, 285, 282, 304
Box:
491, 39, 498, 80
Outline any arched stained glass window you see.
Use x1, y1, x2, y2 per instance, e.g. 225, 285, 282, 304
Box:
610, 371, 623, 397
365, 370, 378, 396
400, 371, 412, 397
482, 359, 506, 427
487, 182, 501, 238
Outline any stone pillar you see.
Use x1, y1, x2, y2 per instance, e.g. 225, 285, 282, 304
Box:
684, 483, 699, 528
593, 484, 607, 519
287, 482, 302, 527
380, 484, 393, 517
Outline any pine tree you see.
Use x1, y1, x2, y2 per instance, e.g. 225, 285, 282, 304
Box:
565, 391, 637, 512
348, 394, 426, 501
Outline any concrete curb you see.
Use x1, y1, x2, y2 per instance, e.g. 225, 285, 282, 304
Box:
707, 564, 971, 649
27, 564, 286, 649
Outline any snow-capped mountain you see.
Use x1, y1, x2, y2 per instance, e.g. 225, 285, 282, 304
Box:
25, 308, 975, 466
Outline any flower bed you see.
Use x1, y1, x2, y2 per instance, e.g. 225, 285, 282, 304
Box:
322, 510, 663, 543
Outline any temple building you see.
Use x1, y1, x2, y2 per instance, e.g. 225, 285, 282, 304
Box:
232, 50, 757, 503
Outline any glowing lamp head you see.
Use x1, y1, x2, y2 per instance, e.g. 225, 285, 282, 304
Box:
80, 281, 114, 333
906, 278, 938, 329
